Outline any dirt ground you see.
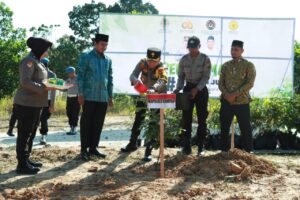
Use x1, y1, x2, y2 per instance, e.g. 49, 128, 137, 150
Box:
0, 116, 300, 200
0, 145, 300, 200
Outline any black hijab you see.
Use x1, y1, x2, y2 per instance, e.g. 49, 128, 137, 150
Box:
26, 37, 53, 59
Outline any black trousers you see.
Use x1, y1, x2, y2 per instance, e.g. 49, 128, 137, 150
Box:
130, 100, 147, 144
220, 99, 253, 152
66, 97, 80, 127
8, 105, 17, 128
40, 100, 51, 135
80, 101, 108, 151
129, 100, 159, 144
15, 104, 42, 162
182, 84, 209, 150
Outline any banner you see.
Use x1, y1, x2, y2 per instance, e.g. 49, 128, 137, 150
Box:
100, 14, 295, 98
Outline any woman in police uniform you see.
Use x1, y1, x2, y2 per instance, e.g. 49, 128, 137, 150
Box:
13, 37, 53, 174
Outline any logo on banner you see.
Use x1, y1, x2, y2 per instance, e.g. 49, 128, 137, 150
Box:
182, 20, 193, 29
229, 20, 239, 31
206, 20, 216, 30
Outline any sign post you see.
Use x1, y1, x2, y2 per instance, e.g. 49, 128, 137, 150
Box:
147, 94, 176, 178
230, 121, 235, 150
159, 108, 164, 178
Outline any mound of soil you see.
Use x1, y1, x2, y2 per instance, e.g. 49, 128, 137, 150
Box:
31, 147, 79, 162
133, 148, 277, 181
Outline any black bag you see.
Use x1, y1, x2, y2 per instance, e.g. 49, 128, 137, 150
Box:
175, 93, 190, 111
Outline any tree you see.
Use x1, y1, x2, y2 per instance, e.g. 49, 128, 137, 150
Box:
49, 35, 81, 79
68, 1, 106, 49
68, 0, 159, 50
107, 3, 122, 13
29, 24, 60, 38
294, 41, 300, 94
0, 2, 27, 98
119, 0, 158, 14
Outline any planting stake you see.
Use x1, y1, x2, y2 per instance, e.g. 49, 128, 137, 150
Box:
231, 121, 235, 150
160, 108, 165, 178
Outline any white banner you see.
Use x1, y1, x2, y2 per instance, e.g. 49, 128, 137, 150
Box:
100, 14, 295, 98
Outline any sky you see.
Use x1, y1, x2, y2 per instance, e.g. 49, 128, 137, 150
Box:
2, 0, 299, 41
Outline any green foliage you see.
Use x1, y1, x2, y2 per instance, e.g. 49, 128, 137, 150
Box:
107, 3, 122, 13
119, 0, 158, 14
142, 108, 182, 148
29, 24, 60, 38
0, 2, 13, 39
108, 94, 135, 115
68, 1, 107, 50
68, 0, 158, 50
207, 99, 221, 130
49, 35, 81, 79
294, 41, 300, 93
0, 96, 14, 118
0, 2, 27, 98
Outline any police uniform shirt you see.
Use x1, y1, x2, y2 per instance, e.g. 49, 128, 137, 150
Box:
14, 52, 48, 107
176, 53, 211, 91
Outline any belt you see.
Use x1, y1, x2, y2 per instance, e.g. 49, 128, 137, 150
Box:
67, 94, 78, 97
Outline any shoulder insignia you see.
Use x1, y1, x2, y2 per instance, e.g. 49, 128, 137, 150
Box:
27, 61, 33, 68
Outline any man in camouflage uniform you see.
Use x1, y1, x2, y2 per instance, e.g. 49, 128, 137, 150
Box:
121, 47, 168, 162
218, 40, 256, 152
174, 36, 211, 156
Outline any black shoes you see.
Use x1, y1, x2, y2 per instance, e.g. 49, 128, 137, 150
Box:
67, 126, 77, 135
142, 155, 152, 162
89, 149, 106, 158
197, 145, 205, 156
16, 162, 40, 175
81, 151, 90, 161
182, 145, 192, 155
142, 143, 153, 162
81, 149, 106, 160
120, 142, 138, 153
181, 138, 192, 155
40, 135, 47, 145
27, 159, 43, 168
7, 127, 15, 137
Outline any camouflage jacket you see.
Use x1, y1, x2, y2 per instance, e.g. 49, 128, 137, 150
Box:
130, 58, 168, 93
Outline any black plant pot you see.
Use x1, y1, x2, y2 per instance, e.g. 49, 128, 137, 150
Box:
294, 135, 300, 150
254, 131, 277, 150
211, 134, 221, 150
265, 131, 278, 150
165, 138, 181, 148
204, 134, 213, 150
278, 131, 296, 150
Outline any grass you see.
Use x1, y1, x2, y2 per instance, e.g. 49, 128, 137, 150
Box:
0, 96, 14, 119
0, 94, 136, 119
